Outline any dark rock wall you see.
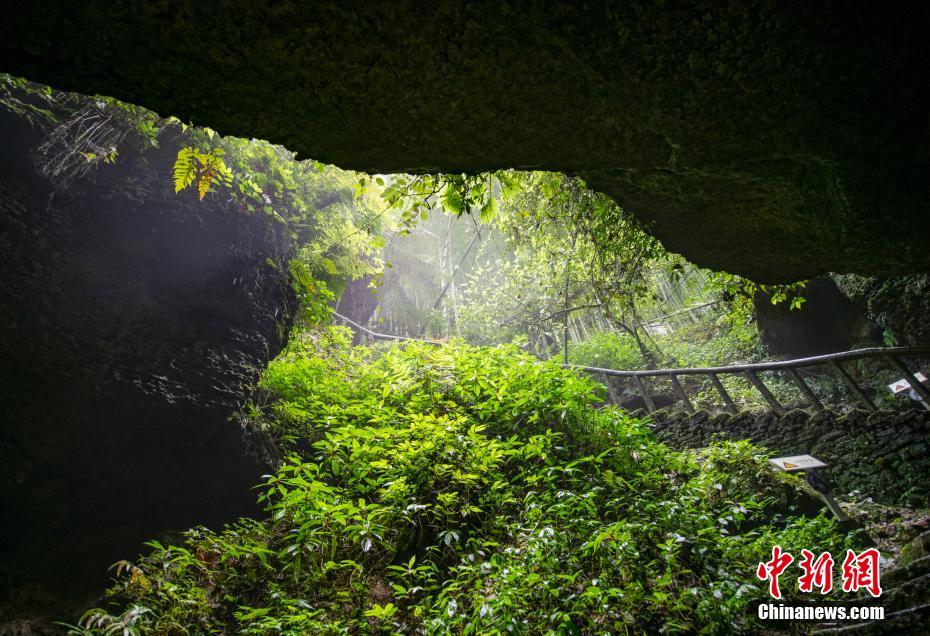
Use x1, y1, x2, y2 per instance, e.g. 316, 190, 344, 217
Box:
1, 2, 928, 282
754, 277, 881, 357
0, 108, 294, 618
335, 276, 378, 328
834, 274, 930, 347
649, 408, 930, 508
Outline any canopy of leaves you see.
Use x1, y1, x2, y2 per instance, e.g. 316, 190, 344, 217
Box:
367, 169, 806, 366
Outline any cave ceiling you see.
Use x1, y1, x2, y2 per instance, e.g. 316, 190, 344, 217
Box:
1, 1, 928, 282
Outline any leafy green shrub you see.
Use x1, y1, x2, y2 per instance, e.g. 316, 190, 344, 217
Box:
568, 305, 820, 411
568, 330, 646, 370
71, 334, 859, 634
570, 302, 762, 371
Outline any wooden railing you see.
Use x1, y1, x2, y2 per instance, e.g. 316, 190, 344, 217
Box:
331, 314, 930, 415
332, 312, 444, 345
568, 347, 930, 415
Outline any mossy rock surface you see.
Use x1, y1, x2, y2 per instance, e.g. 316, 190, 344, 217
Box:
652, 407, 930, 507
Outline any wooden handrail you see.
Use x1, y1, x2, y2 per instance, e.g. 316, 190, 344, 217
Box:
564, 346, 930, 378
329, 313, 930, 414
332, 312, 444, 346
568, 346, 930, 413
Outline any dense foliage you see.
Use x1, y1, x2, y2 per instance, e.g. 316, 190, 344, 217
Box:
565, 302, 801, 410
365, 169, 807, 371
69, 332, 859, 634
169, 134, 387, 295
374, 170, 675, 355
6, 74, 881, 633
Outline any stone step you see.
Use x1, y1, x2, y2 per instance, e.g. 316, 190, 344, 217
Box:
814, 602, 930, 634
832, 573, 930, 612
883, 555, 930, 588
898, 530, 930, 569
813, 547, 930, 634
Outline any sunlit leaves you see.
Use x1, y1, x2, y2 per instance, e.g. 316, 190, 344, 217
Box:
171, 136, 385, 293
171, 146, 232, 199
478, 193, 499, 223
364, 603, 397, 620
439, 183, 464, 216
172, 147, 198, 193
705, 272, 808, 311
375, 171, 509, 235
75, 336, 858, 634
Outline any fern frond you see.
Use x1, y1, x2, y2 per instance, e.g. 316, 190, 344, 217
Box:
172, 147, 198, 193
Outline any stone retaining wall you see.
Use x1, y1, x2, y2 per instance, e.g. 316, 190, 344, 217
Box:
645, 407, 930, 507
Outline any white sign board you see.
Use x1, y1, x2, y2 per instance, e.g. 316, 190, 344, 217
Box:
888, 372, 927, 395
769, 454, 828, 472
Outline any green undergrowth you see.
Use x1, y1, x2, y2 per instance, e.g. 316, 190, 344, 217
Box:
69, 329, 860, 634
568, 309, 804, 411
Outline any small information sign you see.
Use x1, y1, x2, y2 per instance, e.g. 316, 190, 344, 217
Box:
888, 372, 928, 396
769, 454, 828, 472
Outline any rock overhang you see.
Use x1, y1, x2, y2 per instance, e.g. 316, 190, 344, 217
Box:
0, 1, 928, 281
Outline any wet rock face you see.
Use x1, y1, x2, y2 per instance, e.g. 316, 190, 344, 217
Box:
1, 2, 928, 282
0, 109, 294, 617
833, 274, 930, 347
754, 277, 881, 357
336, 276, 379, 327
